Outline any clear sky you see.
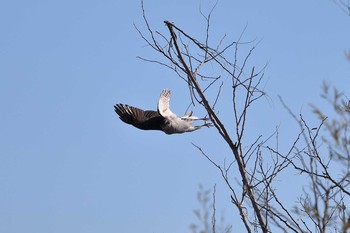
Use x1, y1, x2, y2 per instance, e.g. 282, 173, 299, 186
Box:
0, 1, 349, 233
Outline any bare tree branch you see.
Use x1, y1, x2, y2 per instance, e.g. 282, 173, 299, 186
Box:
136, 2, 349, 232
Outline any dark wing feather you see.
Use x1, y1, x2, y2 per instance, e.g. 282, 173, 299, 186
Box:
114, 104, 165, 131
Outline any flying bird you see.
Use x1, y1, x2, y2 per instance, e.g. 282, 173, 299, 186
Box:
114, 89, 211, 134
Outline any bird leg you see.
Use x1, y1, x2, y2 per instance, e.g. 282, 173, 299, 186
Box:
192, 122, 213, 131
181, 115, 209, 121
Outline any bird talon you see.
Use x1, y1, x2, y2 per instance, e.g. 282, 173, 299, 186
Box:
205, 122, 213, 128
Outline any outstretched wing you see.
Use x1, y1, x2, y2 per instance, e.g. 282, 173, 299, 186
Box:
114, 104, 164, 131
157, 89, 177, 119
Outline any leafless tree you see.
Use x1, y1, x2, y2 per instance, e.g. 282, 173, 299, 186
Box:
275, 84, 350, 233
135, 1, 350, 232
190, 185, 232, 233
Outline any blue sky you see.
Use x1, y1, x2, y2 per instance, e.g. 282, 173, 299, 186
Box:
0, 1, 349, 233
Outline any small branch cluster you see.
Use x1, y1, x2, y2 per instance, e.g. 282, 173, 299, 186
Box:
190, 185, 232, 233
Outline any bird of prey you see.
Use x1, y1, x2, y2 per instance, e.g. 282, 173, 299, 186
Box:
114, 89, 211, 134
